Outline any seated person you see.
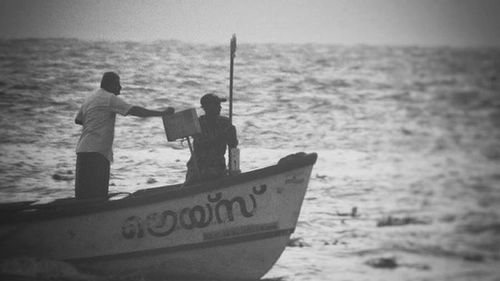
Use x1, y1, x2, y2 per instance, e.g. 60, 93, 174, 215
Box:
185, 93, 238, 184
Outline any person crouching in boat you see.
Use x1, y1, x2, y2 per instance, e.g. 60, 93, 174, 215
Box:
74, 72, 175, 200
185, 93, 238, 184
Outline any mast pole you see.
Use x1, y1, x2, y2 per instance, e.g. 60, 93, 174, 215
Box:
228, 34, 237, 172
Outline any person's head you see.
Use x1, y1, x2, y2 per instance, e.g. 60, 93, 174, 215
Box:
200, 93, 227, 117
100, 72, 122, 95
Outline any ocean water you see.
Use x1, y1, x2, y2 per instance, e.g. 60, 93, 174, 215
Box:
0, 39, 500, 281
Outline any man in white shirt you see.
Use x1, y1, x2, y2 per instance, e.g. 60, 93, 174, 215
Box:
74, 72, 174, 199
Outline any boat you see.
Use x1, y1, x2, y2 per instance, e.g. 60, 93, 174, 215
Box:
0, 152, 317, 280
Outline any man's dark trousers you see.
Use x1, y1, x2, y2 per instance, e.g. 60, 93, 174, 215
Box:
75, 152, 110, 199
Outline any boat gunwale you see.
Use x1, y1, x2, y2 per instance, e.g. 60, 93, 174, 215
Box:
0, 152, 317, 224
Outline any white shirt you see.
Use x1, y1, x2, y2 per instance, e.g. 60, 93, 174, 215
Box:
75, 88, 133, 162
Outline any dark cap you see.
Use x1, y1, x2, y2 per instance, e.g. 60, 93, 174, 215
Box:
101, 72, 119, 84
200, 93, 227, 107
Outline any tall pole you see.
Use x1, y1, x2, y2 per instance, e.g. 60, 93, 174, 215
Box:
229, 34, 236, 123
228, 34, 237, 172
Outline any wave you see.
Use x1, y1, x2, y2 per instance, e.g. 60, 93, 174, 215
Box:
9, 84, 41, 91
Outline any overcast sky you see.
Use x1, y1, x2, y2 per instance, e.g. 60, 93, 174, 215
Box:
1, 0, 499, 46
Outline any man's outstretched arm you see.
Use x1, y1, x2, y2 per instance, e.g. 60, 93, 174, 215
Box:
128, 106, 175, 117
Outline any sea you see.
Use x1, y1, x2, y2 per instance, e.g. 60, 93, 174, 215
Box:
0, 38, 499, 281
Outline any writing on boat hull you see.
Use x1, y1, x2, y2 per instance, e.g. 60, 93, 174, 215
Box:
121, 185, 268, 239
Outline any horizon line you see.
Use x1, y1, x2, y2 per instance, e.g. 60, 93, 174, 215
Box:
1, 36, 499, 49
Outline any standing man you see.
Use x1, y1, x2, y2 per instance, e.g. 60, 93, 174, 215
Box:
74, 72, 174, 199
185, 93, 238, 184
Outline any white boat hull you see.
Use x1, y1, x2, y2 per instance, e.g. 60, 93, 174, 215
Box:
0, 153, 317, 280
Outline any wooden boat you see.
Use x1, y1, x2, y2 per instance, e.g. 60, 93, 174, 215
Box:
0, 152, 317, 280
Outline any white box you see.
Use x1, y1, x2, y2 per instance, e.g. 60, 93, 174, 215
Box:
162, 108, 201, 141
